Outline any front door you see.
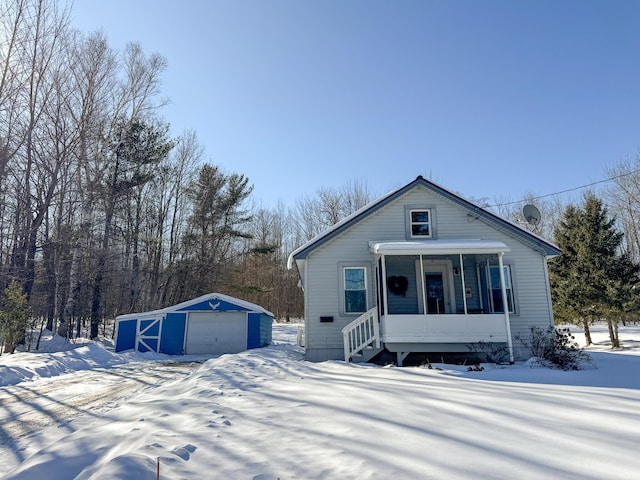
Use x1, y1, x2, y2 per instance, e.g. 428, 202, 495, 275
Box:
416, 260, 455, 314
425, 272, 446, 313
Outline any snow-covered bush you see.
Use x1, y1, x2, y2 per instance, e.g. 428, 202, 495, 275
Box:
519, 326, 591, 370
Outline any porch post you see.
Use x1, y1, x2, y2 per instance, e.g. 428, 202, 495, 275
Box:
498, 253, 515, 363
381, 254, 389, 319
419, 254, 426, 315
459, 254, 468, 314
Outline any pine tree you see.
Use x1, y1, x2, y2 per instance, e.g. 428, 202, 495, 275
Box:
179, 164, 253, 298
90, 119, 175, 338
0, 282, 31, 354
549, 193, 639, 347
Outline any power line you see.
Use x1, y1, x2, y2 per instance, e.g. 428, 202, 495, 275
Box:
489, 167, 640, 208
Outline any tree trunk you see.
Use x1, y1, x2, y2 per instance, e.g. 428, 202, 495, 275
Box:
43, 239, 56, 331
90, 161, 118, 339
582, 318, 592, 346
59, 238, 82, 338
90, 255, 105, 339
607, 318, 620, 348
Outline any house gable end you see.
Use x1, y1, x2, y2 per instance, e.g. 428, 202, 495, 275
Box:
288, 176, 560, 268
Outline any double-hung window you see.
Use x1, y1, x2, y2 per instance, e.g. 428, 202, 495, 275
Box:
410, 209, 432, 238
488, 265, 515, 313
344, 267, 367, 314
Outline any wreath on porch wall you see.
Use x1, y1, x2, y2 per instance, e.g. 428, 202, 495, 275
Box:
387, 275, 409, 297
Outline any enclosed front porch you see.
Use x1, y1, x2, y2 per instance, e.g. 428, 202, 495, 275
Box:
343, 239, 516, 365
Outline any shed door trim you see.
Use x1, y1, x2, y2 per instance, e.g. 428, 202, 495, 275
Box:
136, 317, 163, 353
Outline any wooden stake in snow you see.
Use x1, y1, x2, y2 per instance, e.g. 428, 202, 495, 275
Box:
157, 457, 160, 480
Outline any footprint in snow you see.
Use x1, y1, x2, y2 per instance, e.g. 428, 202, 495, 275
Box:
171, 444, 197, 461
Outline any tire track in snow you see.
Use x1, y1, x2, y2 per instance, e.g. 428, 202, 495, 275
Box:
0, 362, 199, 443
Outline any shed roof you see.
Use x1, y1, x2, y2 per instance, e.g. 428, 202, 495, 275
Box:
116, 292, 274, 321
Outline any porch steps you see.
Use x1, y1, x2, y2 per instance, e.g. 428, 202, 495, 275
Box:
342, 307, 381, 363
350, 345, 384, 363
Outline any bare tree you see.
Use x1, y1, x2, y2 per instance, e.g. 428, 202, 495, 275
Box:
146, 130, 201, 307
0, 1, 313, 335
486, 193, 566, 243
241, 202, 303, 320
607, 155, 640, 262
54, 30, 118, 337
115, 42, 169, 121
294, 178, 375, 242
0, 0, 71, 299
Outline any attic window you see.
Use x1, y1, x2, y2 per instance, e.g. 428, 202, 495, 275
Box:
410, 209, 431, 238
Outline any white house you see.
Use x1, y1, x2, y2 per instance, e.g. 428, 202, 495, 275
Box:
287, 176, 561, 366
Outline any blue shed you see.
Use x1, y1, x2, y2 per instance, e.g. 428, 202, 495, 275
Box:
114, 293, 273, 355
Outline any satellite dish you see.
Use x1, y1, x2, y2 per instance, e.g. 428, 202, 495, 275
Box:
523, 204, 541, 227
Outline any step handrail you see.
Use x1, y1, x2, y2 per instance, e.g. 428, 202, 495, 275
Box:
341, 307, 380, 362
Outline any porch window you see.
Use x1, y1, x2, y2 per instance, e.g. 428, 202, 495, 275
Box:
410, 209, 432, 238
344, 267, 367, 313
489, 265, 515, 313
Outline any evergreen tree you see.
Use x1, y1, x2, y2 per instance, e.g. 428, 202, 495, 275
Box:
90, 119, 175, 338
179, 164, 253, 298
549, 192, 639, 347
0, 282, 31, 354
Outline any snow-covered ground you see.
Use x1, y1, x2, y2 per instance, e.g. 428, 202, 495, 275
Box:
1, 323, 640, 479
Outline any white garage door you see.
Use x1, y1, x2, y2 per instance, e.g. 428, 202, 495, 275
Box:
185, 312, 248, 354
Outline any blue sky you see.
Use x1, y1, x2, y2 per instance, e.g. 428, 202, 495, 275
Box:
71, 0, 640, 208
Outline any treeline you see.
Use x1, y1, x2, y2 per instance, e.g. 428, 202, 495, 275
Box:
0, 0, 292, 339
3, 1, 640, 349
0, 0, 378, 343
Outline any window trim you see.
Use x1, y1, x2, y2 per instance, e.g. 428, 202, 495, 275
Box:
409, 209, 432, 238
341, 265, 368, 315
404, 205, 436, 240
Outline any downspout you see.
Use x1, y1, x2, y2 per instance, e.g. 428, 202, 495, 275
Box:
542, 255, 555, 327
498, 253, 515, 363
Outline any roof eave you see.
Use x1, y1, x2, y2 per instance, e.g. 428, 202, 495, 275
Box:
287, 175, 562, 262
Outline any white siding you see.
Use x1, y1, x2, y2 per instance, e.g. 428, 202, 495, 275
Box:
304, 185, 555, 361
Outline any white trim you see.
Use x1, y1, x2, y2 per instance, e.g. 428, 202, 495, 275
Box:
381, 258, 389, 318
135, 316, 163, 353
116, 292, 273, 321
369, 239, 511, 256
499, 253, 515, 363
459, 254, 468, 314
415, 259, 456, 314
343, 266, 368, 314
409, 208, 433, 239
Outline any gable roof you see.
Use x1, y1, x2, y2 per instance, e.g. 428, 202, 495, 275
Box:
287, 176, 560, 270
116, 292, 274, 321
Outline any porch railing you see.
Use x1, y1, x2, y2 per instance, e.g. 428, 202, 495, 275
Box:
341, 307, 381, 362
